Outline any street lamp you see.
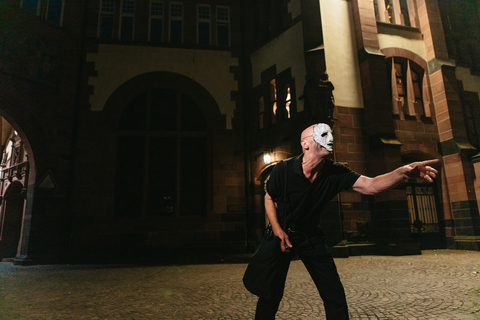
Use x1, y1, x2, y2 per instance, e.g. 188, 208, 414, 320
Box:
263, 152, 272, 164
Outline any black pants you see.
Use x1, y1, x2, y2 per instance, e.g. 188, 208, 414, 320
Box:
249, 231, 349, 320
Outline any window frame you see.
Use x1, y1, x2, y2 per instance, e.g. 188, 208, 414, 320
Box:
464, 101, 480, 150
283, 83, 292, 120
149, 0, 164, 42
98, 0, 116, 39
269, 78, 277, 125
21, 0, 40, 15
45, 0, 64, 26
390, 57, 427, 119
119, 0, 135, 41
216, 5, 230, 47
257, 96, 265, 130
169, 1, 184, 44
374, 0, 418, 28
394, 61, 406, 113
197, 4, 211, 45
410, 65, 423, 114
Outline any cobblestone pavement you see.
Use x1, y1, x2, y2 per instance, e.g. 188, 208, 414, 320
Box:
0, 250, 479, 320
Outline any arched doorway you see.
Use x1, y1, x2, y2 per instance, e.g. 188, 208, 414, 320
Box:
0, 121, 32, 261
405, 179, 443, 249
114, 88, 208, 218
103, 71, 224, 251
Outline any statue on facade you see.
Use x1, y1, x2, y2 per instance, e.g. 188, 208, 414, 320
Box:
300, 72, 335, 121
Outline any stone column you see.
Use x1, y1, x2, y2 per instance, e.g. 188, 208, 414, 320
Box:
349, 0, 420, 255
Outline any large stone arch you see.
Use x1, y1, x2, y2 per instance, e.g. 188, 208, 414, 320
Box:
79, 70, 234, 255
381, 48, 428, 70
103, 71, 225, 132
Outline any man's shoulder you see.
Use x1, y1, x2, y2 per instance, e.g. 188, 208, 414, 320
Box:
269, 155, 301, 179
327, 159, 357, 174
277, 155, 301, 169
283, 155, 301, 163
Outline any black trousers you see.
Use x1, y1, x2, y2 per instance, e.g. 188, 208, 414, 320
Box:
249, 231, 349, 320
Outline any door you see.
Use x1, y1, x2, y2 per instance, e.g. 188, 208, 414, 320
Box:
406, 179, 443, 249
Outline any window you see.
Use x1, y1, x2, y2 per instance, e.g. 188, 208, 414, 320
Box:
374, 0, 380, 21
216, 6, 230, 46
392, 62, 406, 114
22, 0, 39, 15
284, 83, 292, 119
390, 58, 427, 118
399, 0, 410, 26
46, 0, 63, 26
99, 0, 115, 39
258, 97, 265, 130
374, 0, 417, 28
115, 88, 207, 217
169, 2, 183, 44
149, 1, 164, 42
410, 66, 423, 114
385, 0, 394, 23
269, 79, 277, 125
256, 67, 295, 130
120, 0, 135, 40
464, 102, 480, 150
197, 5, 211, 45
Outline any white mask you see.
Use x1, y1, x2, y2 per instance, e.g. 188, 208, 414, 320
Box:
312, 123, 334, 152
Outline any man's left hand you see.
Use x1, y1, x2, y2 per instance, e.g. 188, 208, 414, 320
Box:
404, 159, 440, 182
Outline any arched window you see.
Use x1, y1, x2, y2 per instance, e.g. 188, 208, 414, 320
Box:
374, 0, 418, 28
389, 57, 430, 119
283, 83, 292, 119
269, 79, 277, 125
114, 88, 207, 217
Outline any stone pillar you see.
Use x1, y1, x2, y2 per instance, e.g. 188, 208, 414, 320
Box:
431, 66, 479, 250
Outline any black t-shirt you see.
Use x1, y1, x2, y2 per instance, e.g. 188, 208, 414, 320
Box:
266, 155, 360, 232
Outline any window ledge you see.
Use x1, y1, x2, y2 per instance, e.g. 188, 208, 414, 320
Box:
377, 21, 421, 39
393, 114, 434, 124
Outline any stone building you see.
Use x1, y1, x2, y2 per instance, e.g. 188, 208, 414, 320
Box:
0, 0, 478, 264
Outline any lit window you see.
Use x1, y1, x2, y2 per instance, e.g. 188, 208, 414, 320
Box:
395, 63, 405, 109
120, 0, 135, 41
198, 5, 211, 45
99, 0, 115, 39
169, 2, 183, 44
385, 0, 394, 23
269, 79, 277, 125
216, 6, 230, 46
150, 1, 164, 42
258, 97, 264, 130
411, 68, 423, 114
284, 84, 291, 119
374, 0, 416, 27
390, 58, 426, 117
46, 0, 64, 26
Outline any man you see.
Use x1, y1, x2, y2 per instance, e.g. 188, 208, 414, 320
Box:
243, 123, 439, 320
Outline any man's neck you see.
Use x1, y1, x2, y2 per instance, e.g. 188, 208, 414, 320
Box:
301, 153, 326, 182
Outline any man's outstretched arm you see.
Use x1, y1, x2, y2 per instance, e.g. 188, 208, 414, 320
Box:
352, 159, 440, 195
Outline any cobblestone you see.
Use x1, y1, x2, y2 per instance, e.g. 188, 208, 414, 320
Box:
0, 250, 479, 319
